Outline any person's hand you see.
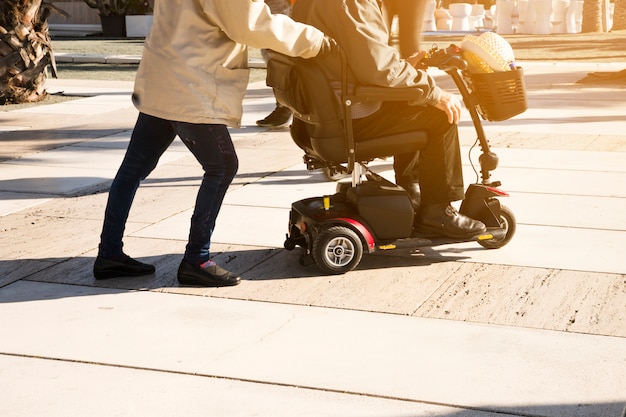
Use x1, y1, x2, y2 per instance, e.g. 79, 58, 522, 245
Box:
434, 90, 462, 124
406, 50, 427, 68
317, 35, 338, 57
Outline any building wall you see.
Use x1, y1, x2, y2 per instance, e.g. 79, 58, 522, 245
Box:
48, 2, 101, 25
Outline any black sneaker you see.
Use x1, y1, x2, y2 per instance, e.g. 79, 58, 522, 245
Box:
256, 105, 292, 128
93, 254, 155, 280
177, 260, 241, 287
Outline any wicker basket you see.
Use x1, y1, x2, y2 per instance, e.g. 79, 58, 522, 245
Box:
469, 67, 528, 122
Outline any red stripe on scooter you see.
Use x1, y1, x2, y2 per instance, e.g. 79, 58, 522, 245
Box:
487, 186, 509, 197
338, 218, 376, 251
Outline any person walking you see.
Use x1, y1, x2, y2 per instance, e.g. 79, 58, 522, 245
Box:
381, 0, 428, 58
256, 0, 295, 128
93, 0, 334, 287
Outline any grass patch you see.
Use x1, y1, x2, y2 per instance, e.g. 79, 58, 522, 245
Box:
55, 62, 140, 81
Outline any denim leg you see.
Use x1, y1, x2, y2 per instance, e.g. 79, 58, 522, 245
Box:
98, 113, 176, 257
174, 123, 238, 265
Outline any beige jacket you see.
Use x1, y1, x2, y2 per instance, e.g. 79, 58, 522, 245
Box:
133, 0, 325, 127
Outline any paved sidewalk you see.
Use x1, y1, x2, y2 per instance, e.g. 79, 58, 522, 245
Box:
0, 60, 625, 417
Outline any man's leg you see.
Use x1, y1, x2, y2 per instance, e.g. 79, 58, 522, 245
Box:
257, 0, 293, 129
353, 102, 485, 238
354, 102, 463, 203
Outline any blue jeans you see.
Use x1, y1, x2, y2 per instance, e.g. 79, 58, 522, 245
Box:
98, 112, 238, 265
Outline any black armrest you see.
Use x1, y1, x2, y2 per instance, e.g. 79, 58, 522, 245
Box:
352, 85, 425, 102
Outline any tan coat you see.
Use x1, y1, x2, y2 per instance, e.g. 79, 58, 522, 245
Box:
133, 0, 325, 127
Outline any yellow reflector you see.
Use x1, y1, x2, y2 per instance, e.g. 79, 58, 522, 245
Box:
478, 234, 494, 240
378, 244, 396, 250
323, 196, 330, 210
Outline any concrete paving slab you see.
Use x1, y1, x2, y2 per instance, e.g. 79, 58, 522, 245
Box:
0, 214, 128, 261
0, 355, 499, 417
0, 138, 190, 210
0, 259, 55, 288
491, 147, 626, 173
0, 125, 29, 132
454, 223, 625, 274
504, 193, 626, 230
12, 94, 133, 116
2, 61, 626, 417
495, 166, 626, 197
0, 191, 54, 217
45, 78, 135, 96
0, 162, 116, 195
416, 264, 626, 338
0, 280, 624, 417
73, 130, 187, 152
130, 140, 626, 274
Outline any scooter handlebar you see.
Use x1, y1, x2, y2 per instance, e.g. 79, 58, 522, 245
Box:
419, 44, 467, 71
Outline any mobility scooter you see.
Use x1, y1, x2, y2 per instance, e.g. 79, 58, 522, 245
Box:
267, 33, 528, 275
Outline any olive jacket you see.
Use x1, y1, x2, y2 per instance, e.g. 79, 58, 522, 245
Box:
291, 0, 441, 118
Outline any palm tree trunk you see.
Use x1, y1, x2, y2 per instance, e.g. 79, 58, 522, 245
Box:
612, 0, 626, 30
0, 0, 62, 104
582, 0, 604, 32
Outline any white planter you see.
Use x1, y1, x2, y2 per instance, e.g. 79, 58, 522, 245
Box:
495, 0, 515, 34
125, 15, 154, 38
449, 3, 472, 31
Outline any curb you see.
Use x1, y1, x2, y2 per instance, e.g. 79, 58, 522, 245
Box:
54, 53, 267, 68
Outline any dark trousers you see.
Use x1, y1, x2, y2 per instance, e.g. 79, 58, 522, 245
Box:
98, 112, 238, 265
354, 102, 465, 206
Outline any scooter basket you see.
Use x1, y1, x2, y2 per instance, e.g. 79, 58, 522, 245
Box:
469, 67, 527, 121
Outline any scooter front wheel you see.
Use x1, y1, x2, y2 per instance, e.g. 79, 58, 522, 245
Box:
313, 225, 363, 275
478, 204, 516, 249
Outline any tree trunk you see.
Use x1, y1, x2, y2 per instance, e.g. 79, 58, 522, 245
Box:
612, 0, 626, 30
581, 0, 604, 32
0, 0, 62, 105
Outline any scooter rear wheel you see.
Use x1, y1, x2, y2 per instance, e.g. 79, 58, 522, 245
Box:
312, 225, 363, 274
478, 204, 516, 249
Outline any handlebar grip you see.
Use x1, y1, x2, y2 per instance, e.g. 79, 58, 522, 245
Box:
443, 56, 468, 71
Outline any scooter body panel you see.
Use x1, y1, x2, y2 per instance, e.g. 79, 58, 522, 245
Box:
459, 183, 508, 228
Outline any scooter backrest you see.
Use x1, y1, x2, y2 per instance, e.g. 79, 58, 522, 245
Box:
266, 52, 347, 160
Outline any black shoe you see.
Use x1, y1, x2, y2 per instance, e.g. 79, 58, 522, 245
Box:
416, 203, 487, 239
177, 260, 241, 287
256, 105, 292, 128
93, 254, 155, 280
